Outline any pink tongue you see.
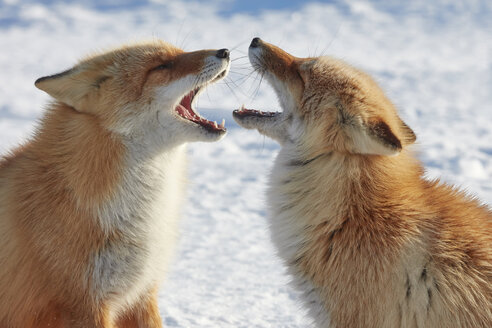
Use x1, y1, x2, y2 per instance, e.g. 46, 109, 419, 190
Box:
176, 91, 223, 131
176, 104, 195, 120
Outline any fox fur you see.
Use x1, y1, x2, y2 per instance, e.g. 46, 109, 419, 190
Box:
0, 40, 229, 327
234, 38, 492, 328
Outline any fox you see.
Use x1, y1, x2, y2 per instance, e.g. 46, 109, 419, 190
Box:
233, 37, 492, 328
0, 40, 230, 327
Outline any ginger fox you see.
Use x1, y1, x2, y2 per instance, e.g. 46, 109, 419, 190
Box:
233, 38, 492, 328
0, 40, 230, 327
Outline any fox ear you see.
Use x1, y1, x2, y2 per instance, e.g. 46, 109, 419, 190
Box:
35, 64, 110, 111
400, 119, 416, 144
347, 116, 415, 156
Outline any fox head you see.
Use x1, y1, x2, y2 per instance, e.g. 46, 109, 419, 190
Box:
35, 40, 230, 148
234, 38, 415, 158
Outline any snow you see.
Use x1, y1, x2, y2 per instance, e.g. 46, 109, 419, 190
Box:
0, 0, 491, 326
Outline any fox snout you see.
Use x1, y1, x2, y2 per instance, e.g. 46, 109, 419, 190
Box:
248, 37, 299, 73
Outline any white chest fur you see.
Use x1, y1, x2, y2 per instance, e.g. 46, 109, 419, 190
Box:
266, 147, 332, 326
92, 144, 187, 313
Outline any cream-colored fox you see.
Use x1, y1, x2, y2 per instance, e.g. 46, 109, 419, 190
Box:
0, 40, 229, 327
234, 38, 492, 328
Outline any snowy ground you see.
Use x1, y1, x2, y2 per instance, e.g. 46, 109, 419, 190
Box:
1, 0, 491, 326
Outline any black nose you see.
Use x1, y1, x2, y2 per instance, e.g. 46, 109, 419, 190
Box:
216, 48, 230, 59
250, 37, 261, 48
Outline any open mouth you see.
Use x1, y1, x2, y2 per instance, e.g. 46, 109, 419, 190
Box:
212, 70, 227, 82
175, 84, 226, 133
233, 106, 280, 118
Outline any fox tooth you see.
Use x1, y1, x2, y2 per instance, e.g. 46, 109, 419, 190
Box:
214, 121, 218, 128
221, 119, 225, 128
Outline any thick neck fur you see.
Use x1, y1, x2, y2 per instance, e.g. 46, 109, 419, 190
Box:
14, 103, 183, 213
17, 103, 126, 211
271, 144, 424, 227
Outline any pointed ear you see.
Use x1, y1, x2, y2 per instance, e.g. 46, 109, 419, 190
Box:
346, 114, 415, 156
347, 117, 401, 156
400, 118, 416, 145
35, 63, 110, 111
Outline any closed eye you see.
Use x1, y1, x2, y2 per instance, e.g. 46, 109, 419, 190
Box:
152, 61, 174, 71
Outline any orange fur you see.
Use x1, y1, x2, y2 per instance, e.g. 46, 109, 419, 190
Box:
0, 40, 230, 327
115, 287, 162, 328
234, 38, 492, 327
0, 104, 121, 327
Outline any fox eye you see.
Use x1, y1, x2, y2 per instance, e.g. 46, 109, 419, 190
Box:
152, 61, 174, 71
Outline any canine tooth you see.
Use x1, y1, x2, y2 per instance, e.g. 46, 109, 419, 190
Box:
221, 118, 225, 128
214, 121, 218, 128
